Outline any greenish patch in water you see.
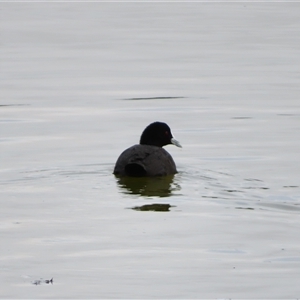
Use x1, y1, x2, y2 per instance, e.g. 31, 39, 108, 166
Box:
131, 203, 174, 212
0, 104, 29, 107
235, 207, 254, 210
122, 96, 185, 100
231, 117, 252, 119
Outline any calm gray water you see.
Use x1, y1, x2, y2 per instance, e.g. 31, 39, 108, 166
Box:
1, 2, 300, 298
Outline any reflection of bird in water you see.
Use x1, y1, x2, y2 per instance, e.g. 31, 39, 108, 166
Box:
113, 122, 182, 177
116, 175, 177, 197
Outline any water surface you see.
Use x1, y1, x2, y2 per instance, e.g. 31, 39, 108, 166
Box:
1, 2, 300, 298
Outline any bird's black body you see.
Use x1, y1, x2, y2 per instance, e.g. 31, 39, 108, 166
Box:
113, 122, 181, 177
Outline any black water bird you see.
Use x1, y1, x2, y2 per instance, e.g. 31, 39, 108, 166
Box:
113, 122, 181, 177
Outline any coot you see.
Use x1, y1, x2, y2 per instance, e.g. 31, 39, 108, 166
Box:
113, 122, 182, 177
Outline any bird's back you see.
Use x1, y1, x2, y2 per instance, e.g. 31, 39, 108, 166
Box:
113, 144, 177, 177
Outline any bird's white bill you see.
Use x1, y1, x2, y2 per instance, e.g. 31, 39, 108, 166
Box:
171, 138, 182, 148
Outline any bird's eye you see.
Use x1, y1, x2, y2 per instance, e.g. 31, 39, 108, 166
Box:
165, 131, 169, 135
